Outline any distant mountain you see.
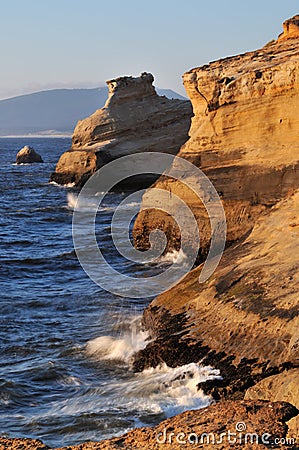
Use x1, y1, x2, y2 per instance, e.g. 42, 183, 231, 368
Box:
0, 87, 187, 136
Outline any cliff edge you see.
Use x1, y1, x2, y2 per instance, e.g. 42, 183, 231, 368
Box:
133, 21, 299, 256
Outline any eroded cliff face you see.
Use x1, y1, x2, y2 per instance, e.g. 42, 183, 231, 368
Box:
133, 190, 299, 399
133, 28, 299, 255
50, 73, 192, 187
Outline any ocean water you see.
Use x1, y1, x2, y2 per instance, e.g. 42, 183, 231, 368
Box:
0, 138, 220, 447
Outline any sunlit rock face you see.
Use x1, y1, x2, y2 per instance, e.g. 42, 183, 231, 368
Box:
133, 20, 299, 257
50, 72, 192, 187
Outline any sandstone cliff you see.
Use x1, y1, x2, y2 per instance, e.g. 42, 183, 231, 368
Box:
133, 191, 299, 384
131, 17, 299, 437
50, 73, 192, 187
133, 26, 299, 256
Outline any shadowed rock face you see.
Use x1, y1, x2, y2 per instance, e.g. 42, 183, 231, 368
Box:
133, 26, 299, 257
245, 369, 299, 439
50, 73, 192, 187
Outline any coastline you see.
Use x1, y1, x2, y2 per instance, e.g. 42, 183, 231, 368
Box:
2, 15, 299, 450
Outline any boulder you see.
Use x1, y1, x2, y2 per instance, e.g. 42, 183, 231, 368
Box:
50, 72, 193, 187
16, 145, 43, 164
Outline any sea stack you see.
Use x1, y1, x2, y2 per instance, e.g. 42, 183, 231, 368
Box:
50, 72, 193, 187
16, 145, 43, 164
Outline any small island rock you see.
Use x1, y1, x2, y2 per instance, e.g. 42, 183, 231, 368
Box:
16, 145, 43, 164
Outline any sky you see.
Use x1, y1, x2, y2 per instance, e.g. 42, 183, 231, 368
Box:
0, 0, 298, 99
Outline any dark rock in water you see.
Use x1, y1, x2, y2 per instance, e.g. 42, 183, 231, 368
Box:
16, 145, 43, 164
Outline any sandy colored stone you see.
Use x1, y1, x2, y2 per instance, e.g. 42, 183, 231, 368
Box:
278, 15, 299, 41
3, 400, 297, 449
51, 73, 192, 187
133, 22, 299, 256
0, 437, 49, 449
134, 191, 299, 397
245, 370, 299, 440
16, 146, 43, 164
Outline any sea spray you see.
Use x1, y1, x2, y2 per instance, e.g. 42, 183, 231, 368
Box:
86, 329, 148, 363
85, 317, 221, 421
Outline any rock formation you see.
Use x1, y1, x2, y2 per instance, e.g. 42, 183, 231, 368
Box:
50, 73, 192, 187
133, 191, 299, 391
131, 17, 299, 440
133, 23, 299, 257
278, 15, 299, 41
4, 16, 299, 450
245, 370, 299, 438
1, 401, 297, 449
16, 145, 43, 164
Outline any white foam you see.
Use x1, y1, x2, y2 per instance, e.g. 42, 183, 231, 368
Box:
84, 317, 221, 419
49, 181, 75, 188
134, 363, 220, 417
67, 192, 79, 210
157, 249, 187, 265
86, 327, 148, 363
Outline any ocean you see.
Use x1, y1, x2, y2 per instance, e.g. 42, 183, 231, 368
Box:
0, 138, 219, 447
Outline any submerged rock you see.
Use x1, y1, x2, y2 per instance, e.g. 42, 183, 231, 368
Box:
50, 72, 192, 187
16, 145, 43, 164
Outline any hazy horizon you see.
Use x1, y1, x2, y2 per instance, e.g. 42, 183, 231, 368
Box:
0, 0, 298, 100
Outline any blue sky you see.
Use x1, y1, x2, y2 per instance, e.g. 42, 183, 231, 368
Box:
0, 0, 297, 99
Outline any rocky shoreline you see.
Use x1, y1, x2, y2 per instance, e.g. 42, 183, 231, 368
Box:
1, 401, 298, 449
4, 15, 299, 450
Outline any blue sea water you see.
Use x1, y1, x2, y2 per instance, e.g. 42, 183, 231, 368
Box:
0, 138, 218, 447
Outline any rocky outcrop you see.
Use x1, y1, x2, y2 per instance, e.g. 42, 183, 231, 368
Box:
2, 401, 298, 449
245, 370, 299, 439
133, 191, 299, 397
50, 73, 192, 187
278, 15, 299, 41
133, 22, 299, 257
16, 146, 43, 164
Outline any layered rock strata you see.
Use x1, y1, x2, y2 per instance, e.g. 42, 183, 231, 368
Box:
133, 26, 299, 257
50, 73, 192, 187
133, 191, 299, 401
